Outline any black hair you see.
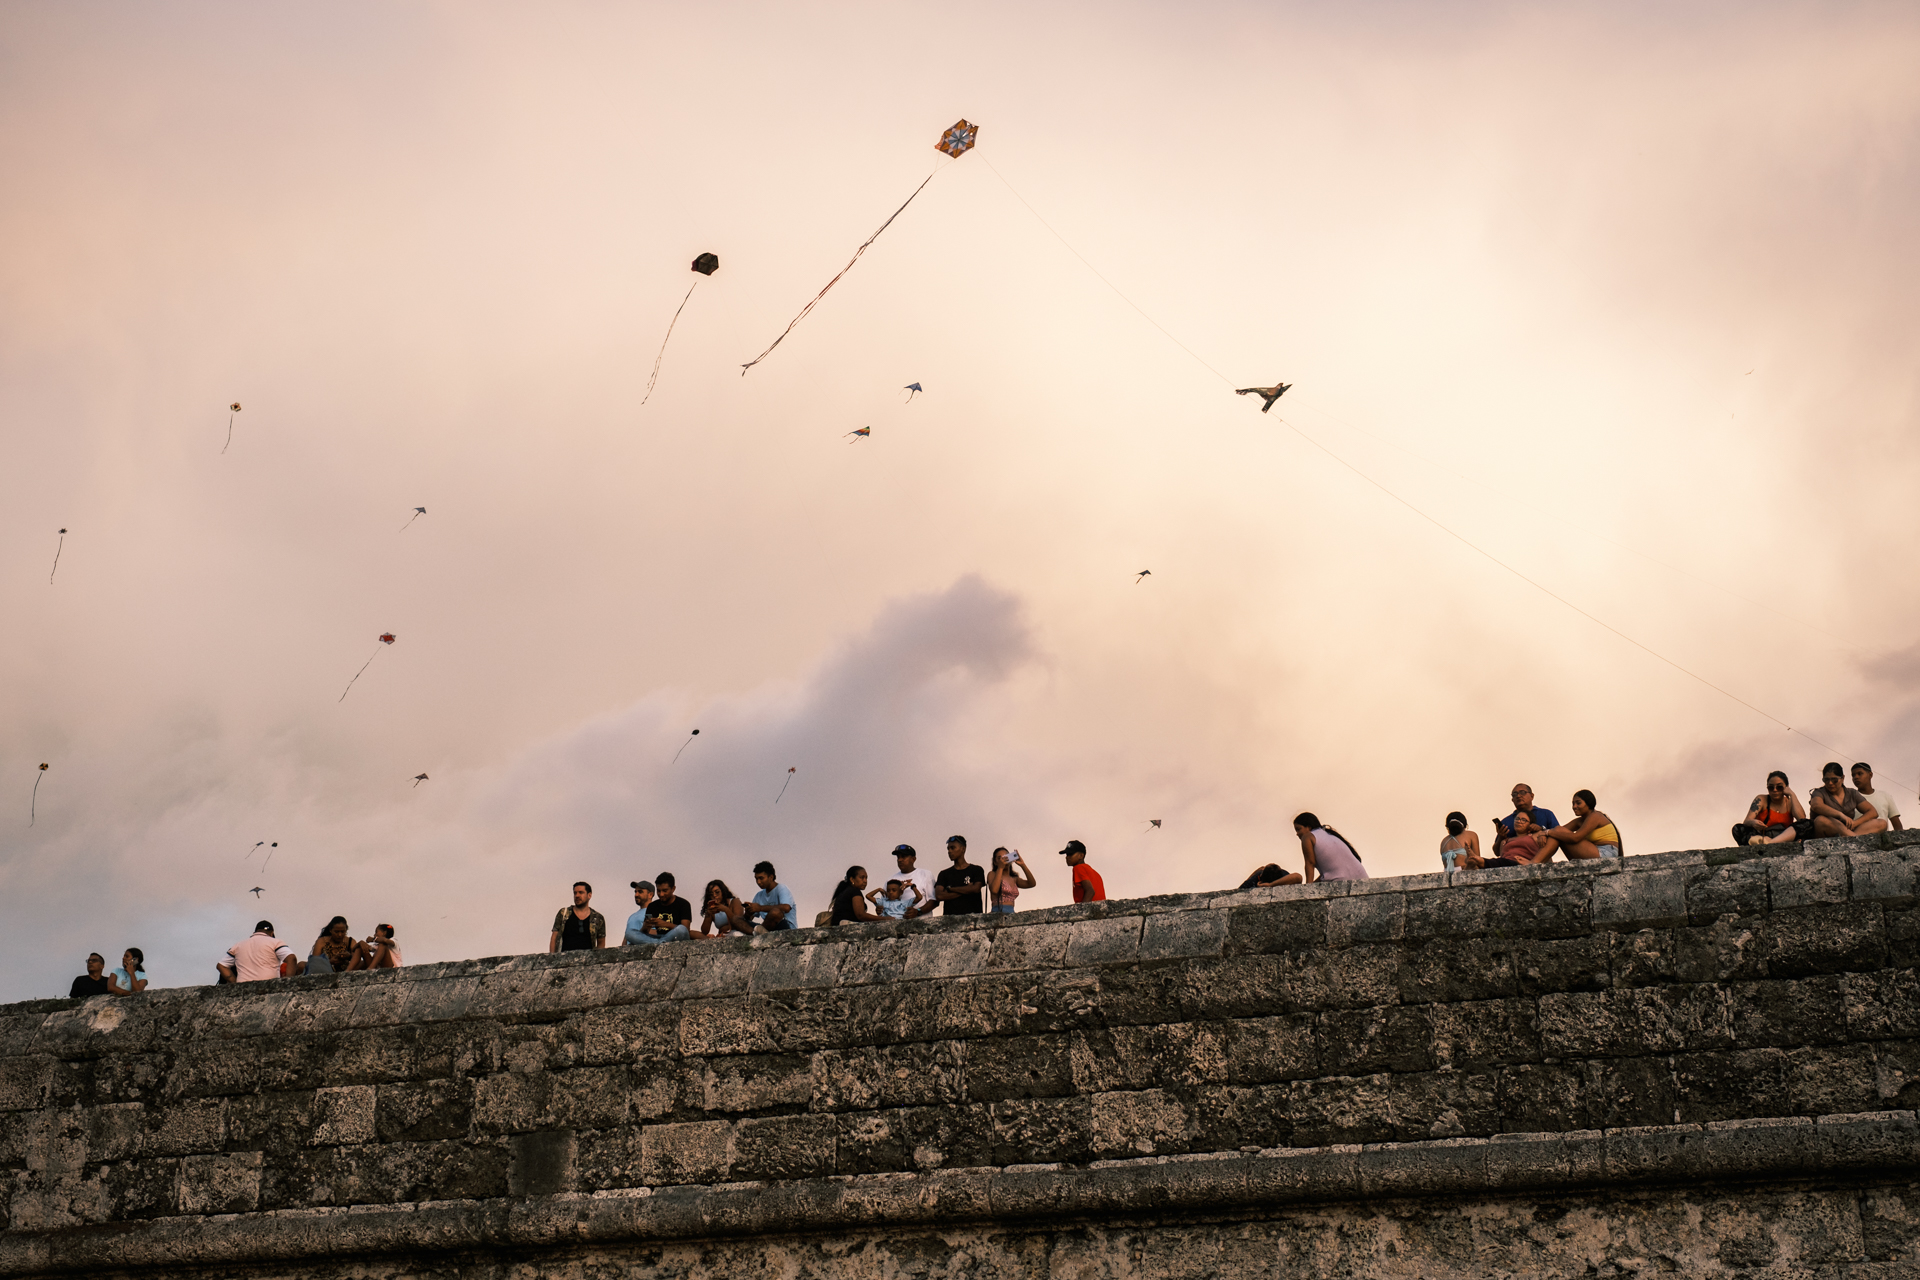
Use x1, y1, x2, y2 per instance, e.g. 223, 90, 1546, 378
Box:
1823, 762, 1844, 778
948, 835, 967, 849
845, 865, 866, 882
1444, 811, 1467, 835
1853, 762, 1874, 774
655, 872, 675, 889
1573, 789, 1597, 809
374, 923, 394, 940
125, 947, 144, 968
87, 953, 104, 963
1293, 813, 1362, 862
1767, 770, 1789, 787
753, 860, 776, 878
573, 881, 592, 893
325, 915, 348, 933
704, 879, 738, 906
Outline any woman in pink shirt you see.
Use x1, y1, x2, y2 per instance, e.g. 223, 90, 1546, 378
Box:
986, 847, 1036, 914
1293, 813, 1369, 882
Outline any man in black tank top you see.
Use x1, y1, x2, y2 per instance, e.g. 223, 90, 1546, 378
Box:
548, 881, 607, 952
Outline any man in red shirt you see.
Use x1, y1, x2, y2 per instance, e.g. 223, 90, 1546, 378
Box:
1059, 840, 1105, 903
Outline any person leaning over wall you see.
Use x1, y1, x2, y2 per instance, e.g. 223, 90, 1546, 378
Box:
1293, 813, 1368, 882
1538, 790, 1623, 859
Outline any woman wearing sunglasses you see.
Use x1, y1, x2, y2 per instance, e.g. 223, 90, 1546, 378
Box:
1735, 771, 1810, 847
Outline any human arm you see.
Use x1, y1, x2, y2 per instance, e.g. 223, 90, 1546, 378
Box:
1011, 858, 1037, 889
217, 963, 236, 983
1298, 829, 1319, 882
1490, 818, 1508, 853
594, 913, 608, 948
760, 890, 793, 923
548, 932, 561, 953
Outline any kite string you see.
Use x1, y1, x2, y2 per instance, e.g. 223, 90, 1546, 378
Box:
982, 152, 1911, 792
982, 156, 1234, 387
740, 163, 946, 374
48, 534, 63, 585
30, 772, 42, 826
338, 649, 378, 703
641, 279, 699, 406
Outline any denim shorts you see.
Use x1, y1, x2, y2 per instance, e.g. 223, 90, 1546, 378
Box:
991, 904, 1016, 915
1595, 844, 1621, 859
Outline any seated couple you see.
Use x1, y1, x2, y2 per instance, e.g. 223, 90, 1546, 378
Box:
1442, 784, 1622, 870
1735, 763, 1898, 848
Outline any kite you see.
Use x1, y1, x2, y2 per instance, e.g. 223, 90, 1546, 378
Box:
1145, 819, 1162, 830
49, 529, 66, 584
339, 633, 396, 702
846, 427, 871, 441
1135, 570, 1150, 583
413, 773, 429, 787
775, 766, 796, 804
642, 252, 720, 406
250, 886, 264, 897
242, 841, 264, 858
401, 507, 426, 531
223, 403, 242, 453
672, 729, 700, 764
741, 120, 978, 374
1235, 383, 1291, 413
30, 763, 47, 826
903, 383, 923, 402
261, 842, 281, 871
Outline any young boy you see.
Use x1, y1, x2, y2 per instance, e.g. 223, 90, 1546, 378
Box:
867, 878, 923, 920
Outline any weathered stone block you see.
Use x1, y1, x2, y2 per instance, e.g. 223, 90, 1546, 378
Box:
145, 1097, 226, 1156
810, 1041, 965, 1113
1511, 934, 1610, 995
671, 950, 756, 1002
1781, 1044, 1880, 1116
1755, 902, 1888, 977
1225, 900, 1329, 955
1064, 917, 1143, 967
1538, 985, 1731, 1058
1593, 867, 1689, 929
175, 1151, 261, 1214
374, 1079, 471, 1143
1847, 970, 1920, 1040
1138, 911, 1227, 961
1687, 860, 1770, 923
1770, 853, 1851, 909
989, 1096, 1092, 1165
901, 931, 993, 980
1729, 976, 1848, 1048
699, 1053, 811, 1114
1325, 893, 1406, 947
749, 941, 847, 993
508, 1129, 577, 1195
967, 1034, 1074, 1102
1225, 1014, 1319, 1085
1852, 851, 1918, 905
1318, 1005, 1434, 1075
1396, 938, 1517, 1006
1089, 1088, 1194, 1158
1672, 1049, 1788, 1123
1389, 1069, 1499, 1140
677, 998, 779, 1057
224, 1090, 313, 1152
640, 1119, 734, 1185
732, 1114, 835, 1180
310, 1085, 377, 1146
834, 1108, 911, 1175
1430, 998, 1542, 1068
1289, 1073, 1395, 1146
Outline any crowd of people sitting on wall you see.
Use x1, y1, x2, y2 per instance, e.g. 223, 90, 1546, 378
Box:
63, 770, 1910, 995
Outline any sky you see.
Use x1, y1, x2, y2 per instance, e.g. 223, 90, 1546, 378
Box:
3, 1, 1918, 1002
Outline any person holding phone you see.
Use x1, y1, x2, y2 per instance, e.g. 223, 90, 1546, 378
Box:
986, 847, 1036, 914
363, 923, 402, 968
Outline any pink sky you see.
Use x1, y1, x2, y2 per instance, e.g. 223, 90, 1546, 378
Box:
3, 2, 1918, 1001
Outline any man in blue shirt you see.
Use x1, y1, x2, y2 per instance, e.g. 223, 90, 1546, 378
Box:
1492, 783, 1559, 860
746, 861, 797, 932
624, 879, 693, 946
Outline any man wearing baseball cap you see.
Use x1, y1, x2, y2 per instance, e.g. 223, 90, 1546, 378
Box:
891, 844, 938, 919
1059, 840, 1105, 904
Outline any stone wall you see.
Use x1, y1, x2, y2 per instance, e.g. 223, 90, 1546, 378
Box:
3, 832, 1919, 1278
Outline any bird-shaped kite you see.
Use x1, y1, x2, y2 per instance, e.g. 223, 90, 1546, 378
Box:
1235, 383, 1291, 413
1134, 570, 1150, 583
742, 120, 978, 374
903, 383, 923, 402
243, 841, 278, 862
642, 252, 721, 406
413, 773, 429, 787
242, 840, 264, 858
49, 530, 66, 584
30, 763, 48, 826
775, 766, 797, 804
339, 634, 396, 702
400, 507, 426, 531
846, 427, 871, 441
223, 403, 242, 453
250, 886, 264, 897
1145, 819, 1162, 830
672, 729, 700, 764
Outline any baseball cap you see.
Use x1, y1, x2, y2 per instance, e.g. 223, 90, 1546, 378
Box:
893, 844, 917, 858
1057, 840, 1086, 856
630, 880, 655, 894
255, 920, 274, 932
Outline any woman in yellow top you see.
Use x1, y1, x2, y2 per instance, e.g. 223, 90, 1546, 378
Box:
1541, 789, 1622, 859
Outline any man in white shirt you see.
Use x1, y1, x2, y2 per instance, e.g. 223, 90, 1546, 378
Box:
219, 922, 298, 983
891, 845, 938, 920
1853, 763, 1904, 832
